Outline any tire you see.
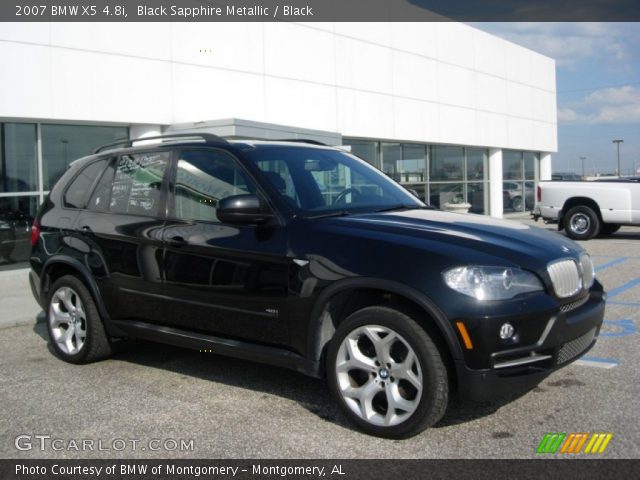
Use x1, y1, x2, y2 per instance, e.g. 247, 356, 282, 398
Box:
326, 306, 449, 439
46, 275, 112, 364
564, 205, 601, 240
511, 196, 523, 212
599, 223, 621, 236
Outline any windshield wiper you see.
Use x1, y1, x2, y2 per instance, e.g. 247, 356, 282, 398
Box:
374, 204, 425, 213
305, 210, 351, 220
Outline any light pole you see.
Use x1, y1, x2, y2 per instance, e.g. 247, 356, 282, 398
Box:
580, 156, 586, 178
613, 139, 623, 176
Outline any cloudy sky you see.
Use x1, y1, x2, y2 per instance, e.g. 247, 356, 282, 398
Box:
474, 23, 640, 176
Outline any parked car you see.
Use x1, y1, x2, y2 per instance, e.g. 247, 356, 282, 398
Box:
30, 134, 605, 438
503, 181, 535, 211
534, 178, 640, 239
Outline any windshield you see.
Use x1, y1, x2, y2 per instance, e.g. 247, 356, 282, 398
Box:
244, 145, 425, 216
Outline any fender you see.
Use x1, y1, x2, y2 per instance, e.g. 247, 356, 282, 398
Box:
40, 255, 123, 336
306, 277, 464, 371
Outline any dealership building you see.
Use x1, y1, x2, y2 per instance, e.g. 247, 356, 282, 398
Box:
0, 22, 556, 267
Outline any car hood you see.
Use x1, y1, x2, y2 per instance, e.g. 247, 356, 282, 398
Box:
326, 209, 583, 269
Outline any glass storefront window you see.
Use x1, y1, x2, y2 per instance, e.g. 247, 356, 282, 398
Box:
430, 146, 464, 181
381, 143, 402, 181
0, 195, 38, 267
467, 182, 487, 214
348, 140, 379, 168
503, 180, 524, 212
42, 124, 128, 190
399, 144, 426, 183
428, 183, 464, 209
524, 152, 538, 180
466, 148, 487, 182
1, 123, 37, 192
502, 150, 523, 180
502, 150, 539, 212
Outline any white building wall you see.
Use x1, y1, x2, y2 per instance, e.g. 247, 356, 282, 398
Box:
0, 22, 557, 153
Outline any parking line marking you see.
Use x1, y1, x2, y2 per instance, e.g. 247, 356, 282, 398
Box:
608, 301, 640, 307
575, 356, 618, 369
606, 278, 640, 298
599, 320, 637, 337
594, 257, 628, 273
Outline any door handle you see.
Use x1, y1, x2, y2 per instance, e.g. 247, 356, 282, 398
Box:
168, 235, 186, 247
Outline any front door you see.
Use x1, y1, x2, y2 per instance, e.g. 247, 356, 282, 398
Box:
161, 148, 290, 346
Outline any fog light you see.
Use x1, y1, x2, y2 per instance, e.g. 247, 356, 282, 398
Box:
499, 323, 515, 340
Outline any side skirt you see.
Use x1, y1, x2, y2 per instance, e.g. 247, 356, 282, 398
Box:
110, 320, 321, 378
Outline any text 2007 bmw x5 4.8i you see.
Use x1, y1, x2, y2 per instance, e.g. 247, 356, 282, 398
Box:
29, 134, 605, 438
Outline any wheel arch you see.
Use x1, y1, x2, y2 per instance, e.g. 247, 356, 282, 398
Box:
559, 197, 602, 229
41, 256, 113, 328
306, 278, 463, 378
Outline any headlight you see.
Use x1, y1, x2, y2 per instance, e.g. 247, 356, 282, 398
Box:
580, 253, 595, 290
443, 266, 543, 301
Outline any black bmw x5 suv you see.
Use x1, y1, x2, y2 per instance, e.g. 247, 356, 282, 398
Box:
29, 134, 605, 438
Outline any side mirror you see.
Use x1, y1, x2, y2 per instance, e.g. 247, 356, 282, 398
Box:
406, 188, 420, 199
216, 195, 274, 225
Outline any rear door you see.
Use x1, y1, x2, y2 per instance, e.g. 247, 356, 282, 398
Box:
75, 149, 171, 322
160, 148, 290, 346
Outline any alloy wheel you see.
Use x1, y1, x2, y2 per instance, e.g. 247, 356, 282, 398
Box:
335, 325, 423, 427
48, 286, 87, 355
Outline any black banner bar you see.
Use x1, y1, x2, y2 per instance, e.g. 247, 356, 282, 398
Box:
2, 0, 640, 22
2, 459, 640, 480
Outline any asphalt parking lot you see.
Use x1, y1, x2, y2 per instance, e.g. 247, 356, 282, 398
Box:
0, 218, 638, 459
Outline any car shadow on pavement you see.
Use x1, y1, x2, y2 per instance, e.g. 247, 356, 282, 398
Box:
31, 320, 533, 434
435, 393, 530, 428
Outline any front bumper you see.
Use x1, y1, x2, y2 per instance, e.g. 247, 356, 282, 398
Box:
454, 286, 606, 401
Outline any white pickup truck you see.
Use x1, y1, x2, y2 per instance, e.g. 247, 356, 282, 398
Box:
533, 178, 640, 240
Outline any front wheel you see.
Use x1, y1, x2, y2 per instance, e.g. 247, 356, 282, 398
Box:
564, 205, 601, 240
326, 306, 449, 438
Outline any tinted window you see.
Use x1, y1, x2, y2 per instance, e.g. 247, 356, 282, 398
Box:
172, 149, 255, 222
109, 152, 169, 216
88, 161, 115, 212
63, 159, 109, 209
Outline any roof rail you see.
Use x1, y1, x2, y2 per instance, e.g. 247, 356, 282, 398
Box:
275, 139, 328, 146
93, 133, 228, 154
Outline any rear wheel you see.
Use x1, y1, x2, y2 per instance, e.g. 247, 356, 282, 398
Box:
326, 306, 448, 438
564, 205, 601, 240
46, 275, 112, 364
599, 223, 621, 236
511, 196, 523, 212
